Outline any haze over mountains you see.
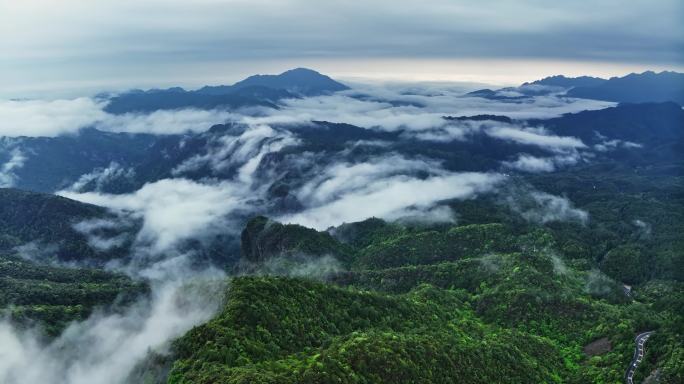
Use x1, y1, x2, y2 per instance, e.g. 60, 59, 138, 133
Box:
0, 68, 682, 384
104, 69, 684, 116
1, 0, 681, 382
103, 68, 349, 114
566, 71, 684, 104
2, 69, 682, 194
469, 70, 684, 105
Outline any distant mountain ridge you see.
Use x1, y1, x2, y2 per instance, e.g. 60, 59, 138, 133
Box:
524, 75, 607, 88
199, 68, 349, 96
5, 101, 682, 198
104, 68, 348, 114
469, 70, 684, 105
566, 71, 684, 105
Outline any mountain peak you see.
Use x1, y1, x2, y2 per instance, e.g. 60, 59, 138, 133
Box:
281, 67, 322, 75
232, 68, 349, 96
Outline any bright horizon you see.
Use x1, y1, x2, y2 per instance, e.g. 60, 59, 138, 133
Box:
4, 58, 682, 100
2, 0, 682, 98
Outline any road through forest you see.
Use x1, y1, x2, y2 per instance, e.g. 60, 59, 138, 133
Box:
625, 331, 654, 384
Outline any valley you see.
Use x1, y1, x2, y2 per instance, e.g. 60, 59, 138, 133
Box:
0, 68, 682, 384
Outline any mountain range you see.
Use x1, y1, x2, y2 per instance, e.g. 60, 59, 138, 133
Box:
4, 102, 682, 195
104, 68, 349, 113
469, 70, 684, 105
0, 68, 682, 384
566, 71, 684, 104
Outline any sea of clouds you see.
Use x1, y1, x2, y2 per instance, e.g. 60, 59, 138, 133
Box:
0, 80, 623, 383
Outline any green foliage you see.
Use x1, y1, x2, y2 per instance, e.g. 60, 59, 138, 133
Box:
351, 223, 516, 270
241, 216, 354, 264
0, 188, 132, 262
333, 255, 512, 294
600, 244, 645, 284
0, 254, 146, 335
635, 332, 684, 384
173, 213, 683, 384
330, 217, 405, 248
168, 276, 567, 384
524, 169, 684, 283
242, 215, 519, 271
0, 97, 682, 383
165, 235, 678, 383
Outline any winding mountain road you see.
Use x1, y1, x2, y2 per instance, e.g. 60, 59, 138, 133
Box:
625, 331, 653, 384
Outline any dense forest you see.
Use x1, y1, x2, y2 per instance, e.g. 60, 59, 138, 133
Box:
161, 200, 683, 383
0, 253, 146, 336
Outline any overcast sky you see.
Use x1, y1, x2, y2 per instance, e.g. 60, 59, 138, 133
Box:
1, 0, 682, 98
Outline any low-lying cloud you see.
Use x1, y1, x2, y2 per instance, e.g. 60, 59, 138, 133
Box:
98, 109, 235, 135
172, 124, 300, 182
485, 125, 586, 151
0, 272, 225, 384
243, 254, 344, 281
0, 97, 234, 137
0, 76, 632, 384
279, 155, 505, 230
61, 179, 251, 255
247, 86, 614, 133
503, 154, 556, 172
72, 217, 134, 251
0, 81, 614, 141
0, 148, 27, 187
67, 162, 136, 193
0, 98, 106, 137
594, 138, 643, 152
503, 152, 584, 173
505, 189, 589, 225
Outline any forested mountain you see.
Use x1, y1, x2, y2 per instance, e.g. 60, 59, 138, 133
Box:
0, 129, 157, 193
5, 101, 682, 195
0, 188, 128, 262
3, 0, 683, 380
0, 253, 146, 336
0, 68, 682, 384
158, 216, 684, 383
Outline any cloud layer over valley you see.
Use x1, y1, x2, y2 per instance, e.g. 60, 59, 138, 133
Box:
0, 0, 680, 379
0, 83, 614, 138
0, 98, 237, 137
0, 75, 651, 384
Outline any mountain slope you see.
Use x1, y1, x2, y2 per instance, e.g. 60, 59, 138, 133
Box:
539, 102, 684, 143
240, 216, 354, 264
470, 71, 684, 105
2, 128, 157, 193
104, 68, 347, 114
0, 253, 146, 336
0, 188, 130, 262
168, 276, 567, 384
157, 215, 679, 384
103, 86, 289, 114
566, 71, 684, 105
7, 101, 682, 195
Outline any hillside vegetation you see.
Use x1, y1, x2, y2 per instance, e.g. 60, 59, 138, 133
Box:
0, 253, 146, 336
164, 215, 683, 383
